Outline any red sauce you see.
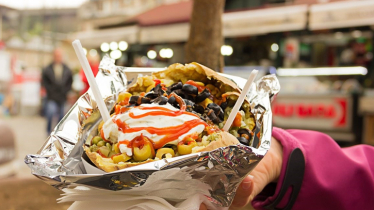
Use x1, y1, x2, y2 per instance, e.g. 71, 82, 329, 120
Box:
185, 80, 205, 92
116, 118, 207, 149
105, 104, 214, 150
115, 105, 121, 115
128, 106, 198, 119
153, 79, 161, 86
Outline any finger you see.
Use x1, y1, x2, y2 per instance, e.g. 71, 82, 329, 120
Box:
199, 203, 208, 210
230, 175, 254, 209
249, 137, 283, 200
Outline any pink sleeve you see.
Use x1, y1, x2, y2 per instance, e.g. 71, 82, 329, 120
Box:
252, 127, 374, 210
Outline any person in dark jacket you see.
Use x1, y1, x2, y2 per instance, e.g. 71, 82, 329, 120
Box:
42, 48, 72, 134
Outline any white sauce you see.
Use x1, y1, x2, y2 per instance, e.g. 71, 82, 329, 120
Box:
102, 103, 205, 149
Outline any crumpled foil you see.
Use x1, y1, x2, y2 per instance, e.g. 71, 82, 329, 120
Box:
25, 55, 280, 207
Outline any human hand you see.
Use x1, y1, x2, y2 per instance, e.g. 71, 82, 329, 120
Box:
199, 137, 283, 210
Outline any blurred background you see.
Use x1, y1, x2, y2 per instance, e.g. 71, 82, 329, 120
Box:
0, 0, 374, 209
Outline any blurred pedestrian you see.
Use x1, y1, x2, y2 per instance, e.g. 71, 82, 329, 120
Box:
80, 53, 100, 95
41, 48, 72, 134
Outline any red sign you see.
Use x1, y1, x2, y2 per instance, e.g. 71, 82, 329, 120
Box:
272, 95, 352, 130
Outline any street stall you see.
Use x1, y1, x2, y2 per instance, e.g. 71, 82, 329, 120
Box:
273, 66, 367, 144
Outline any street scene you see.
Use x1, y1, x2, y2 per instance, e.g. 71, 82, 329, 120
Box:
1, 0, 374, 210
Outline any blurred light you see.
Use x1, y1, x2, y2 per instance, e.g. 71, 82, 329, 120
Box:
221, 45, 233, 56
89, 49, 97, 57
352, 30, 362, 38
110, 50, 122, 60
100, 42, 109, 52
271, 43, 279, 52
147, 50, 157, 59
83, 48, 87, 55
119, 41, 128, 51
110, 42, 118, 50
277, 67, 368, 76
141, 56, 148, 65
366, 52, 373, 60
160, 48, 173, 58
334, 32, 343, 39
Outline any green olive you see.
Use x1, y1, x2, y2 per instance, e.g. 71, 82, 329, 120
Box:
97, 140, 105, 147
92, 136, 103, 145
90, 145, 98, 152
177, 140, 197, 155
133, 144, 154, 162
156, 148, 175, 159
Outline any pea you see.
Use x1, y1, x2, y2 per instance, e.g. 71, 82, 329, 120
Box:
97, 140, 105, 147
92, 136, 103, 145
90, 145, 98, 152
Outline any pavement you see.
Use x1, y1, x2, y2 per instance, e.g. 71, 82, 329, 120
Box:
0, 115, 254, 210
0, 115, 71, 210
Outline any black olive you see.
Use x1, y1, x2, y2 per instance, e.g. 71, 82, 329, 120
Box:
196, 88, 210, 103
129, 96, 139, 105
173, 89, 186, 98
207, 109, 222, 124
207, 103, 222, 113
219, 113, 224, 120
207, 103, 224, 120
220, 101, 228, 110
126, 104, 136, 108
183, 99, 195, 112
185, 94, 195, 102
168, 96, 176, 105
154, 84, 165, 96
183, 99, 195, 107
170, 82, 183, 91
193, 104, 205, 114
144, 92, 159, 99
141, 97, 151, 104
153, 96, 168, 105
182, 84, 198, 95
237, 137, 249, 145
238, 128, 252, 140
191, 111, 201, 117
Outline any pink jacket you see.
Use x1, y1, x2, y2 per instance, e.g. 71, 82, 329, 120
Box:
252, 127, 374, 210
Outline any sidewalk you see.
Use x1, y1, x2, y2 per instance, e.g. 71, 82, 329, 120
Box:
0, 115, 71, 210
2, 115, 47, 178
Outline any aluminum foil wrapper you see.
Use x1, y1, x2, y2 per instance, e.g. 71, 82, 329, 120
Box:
25, 55, 280, 207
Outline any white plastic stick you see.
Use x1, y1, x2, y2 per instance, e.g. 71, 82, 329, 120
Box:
72, 40, 111, 122
223, 70, 258, 132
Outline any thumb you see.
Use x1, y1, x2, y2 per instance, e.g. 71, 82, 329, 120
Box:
230, 175, 254, 209
249, 137, 283, 201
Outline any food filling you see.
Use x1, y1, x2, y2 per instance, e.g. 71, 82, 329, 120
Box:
88, 79, 254, 164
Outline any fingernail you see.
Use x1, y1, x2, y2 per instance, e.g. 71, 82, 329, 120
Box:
242, 180, 251, 190
248, 175, 254, 179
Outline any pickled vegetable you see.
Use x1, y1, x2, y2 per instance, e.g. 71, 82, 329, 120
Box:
177, 139, 197, 155
156, 148, 175, 159
112, 153, 131, 163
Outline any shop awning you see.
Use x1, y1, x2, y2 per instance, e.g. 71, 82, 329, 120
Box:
139, 23, 189, 44
127, 1, 193, 26
309, 0, 374, 30
222, 5, 308, 37
73, 25, 139, 48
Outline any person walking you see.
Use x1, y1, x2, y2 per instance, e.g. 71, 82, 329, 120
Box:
41, 48, 73, 134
